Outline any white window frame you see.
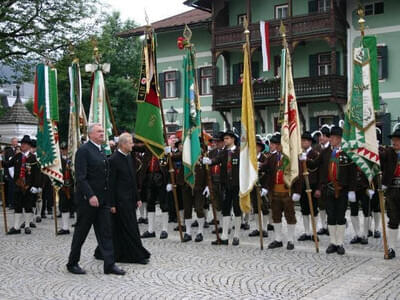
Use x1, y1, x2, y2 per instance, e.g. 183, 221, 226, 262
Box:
164, 71, 177, 99
237, 14, 247, 25
317, 53, 331, 76
318, 0, 330, 12
318, 115, 334, 127
275, 4, 288, 20
199, 67, 212, 96
364, 2, 384, 16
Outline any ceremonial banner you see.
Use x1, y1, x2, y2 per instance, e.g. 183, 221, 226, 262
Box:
239, 43, 258, 213
362, 35, 380, 111
280, 48, 302, 187
68, 60, 87, 173
135, 31, 165, 158
342, 47, 380, 183
34, 64, 63, 185
260, 21, 271, 72
182, 46, 202, 187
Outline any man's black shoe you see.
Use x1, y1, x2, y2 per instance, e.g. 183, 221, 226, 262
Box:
262, 230, 268, 238
249, 229, 260, 237
7, 227, 21, 235
232, 237, 239, 246
203, 222, 209, 229
287, 241, 294, 250
58, 229, 70, 235
35, 216, 41, 223
267, 224, 274, 231
174, 225, 186, 232
138, 217, 145, 224
336, 245, 345, 255
298, 233, 311, 241
241, 223, 250, 230
360, 236, 368, 245
350, 236, 362, 244
311, 235, 320, 242
141, 231, 156, 238
195, 233, 203, 242
20, 222, 25, 228
368, 230, 373, 237
182, 233, 192, 242
208, 219, 220, 225
71, 223, 77, 227
41, 214, 47, 219
135, 259, 149, 265
212, 228, 223, 234
24, 227, 31, 234
211, 239, 228, 245
29, 222, 36, 228
268, 240, 283, 249
191, 220, 198, 227
104, 264, 125, 275
160, 231, 168, 239
387, 248, 396, 259
326, 244, 337, 254
374, 230, 381, 238
67, 264, 86, 275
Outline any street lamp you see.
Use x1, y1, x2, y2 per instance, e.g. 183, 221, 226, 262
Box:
166, 106, 178, 123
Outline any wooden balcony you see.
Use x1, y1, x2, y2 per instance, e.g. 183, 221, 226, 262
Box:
214, 11, 346, 51
212, 75, 346, 110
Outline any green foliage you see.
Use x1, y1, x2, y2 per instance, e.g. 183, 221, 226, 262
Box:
24, 98, 33, 114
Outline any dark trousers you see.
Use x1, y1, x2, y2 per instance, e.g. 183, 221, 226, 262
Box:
350, 190, 370, 217
5, 178, 15, 207
221, 185, 241, 217
182, 184, 205, 219
300, 185, 319, 216
146, 183, 168, 213
41, 180, 53, 215
250, 189, 268, 215
325, 186, 347, 225
386, 188, 400, 229
371, 192, 380, 213
211, 182, 222, 212
14, 187, 33, 213
68, 205, 114, 271
59, 189, 73, 213
270, 191, 296, 224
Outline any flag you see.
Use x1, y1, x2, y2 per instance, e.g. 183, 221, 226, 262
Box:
341, 46, 380, 183
68, 60, 87, 173
34, 64, 63, 186
182, 46, 202, 187
239, 43, 258, 213
260, 21, 271, 72
134, 30, 165, 158
362, 36, 380, 111
86, 62, 113, 155
280, 47, 302, 188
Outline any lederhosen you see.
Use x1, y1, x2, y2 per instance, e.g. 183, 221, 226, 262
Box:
182, 163, 206, 220
146, 156, 168, 213
298, 149, 319, 217
350, 168, 370, 218
208, 148, 222, 212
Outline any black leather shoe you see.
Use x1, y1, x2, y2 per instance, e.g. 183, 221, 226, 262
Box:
35, 216, 42, 223
267, 224, 274, 231
350, 236, 362, 244
67, 264, 86, 275
360, 236, 368, 244
138, 217, 145, 224
387, 248, 396, 259
287, 241, 294, 250
336, 245, 345, 255
182, 233, 192, 242
41, 214, 47, 219
20, 222, 25, 229
311, 235, 320, 242
195, 233, 203, 242
326, 244, 337, 254
7, 227, 21, 235
71, 223, 77, 227
208, 219, 220, 225
241, 223, 250, 230
191, 220, 199, 227
141, 231, 156, 238
135, 259, 149, 265
212, 228, 223, 234
57, 229, 70, 235
374, 230, 381, 238
160, 231, 168, 239
268, 240, 283, 249
203, 222, 209, 228
368, 230, 373, 237
317, 228, 328, 235
262, 230, 268, 238
143, 218, 148, 224
249, 229, 260, 237
105, 264, 126, 275
232, 237, 239, 246
211, 239, 228, 245
298, 233, 311, 241
29, 222, 36, 228
24, 227, 31, 234
174, 225, 186, 232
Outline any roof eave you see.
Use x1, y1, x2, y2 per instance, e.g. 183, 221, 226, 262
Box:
183, 0, 211, 12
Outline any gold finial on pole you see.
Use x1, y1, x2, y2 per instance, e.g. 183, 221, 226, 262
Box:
279, 20, 287, 47
183, 24, 193, 47
357, 3, 366, 37
69, 43, 79, 63
91, 38, 100, 64
243, 16, 250, 45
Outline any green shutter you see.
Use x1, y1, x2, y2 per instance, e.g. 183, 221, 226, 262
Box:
158, 72, 165, 99
309, 117, 318, 132
251, 62, 259, 79
196, 68, 202, 95
214, 67, 219, 86
336, 51, 341, 75
308, 0, 318, 13
309, 54, 318, 77
175, 71, 181, 98
379, 46, 388, 79
232, 63, 240, 84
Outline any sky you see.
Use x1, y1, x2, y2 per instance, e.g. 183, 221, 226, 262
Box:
104, 0, 193, 25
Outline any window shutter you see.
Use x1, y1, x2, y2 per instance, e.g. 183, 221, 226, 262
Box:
212, 122, 220, 136
309, 54, 318, 77
197, 68, 202, 94
251, 62, 259, 79
309, 117, 318, 132
158, 72, 165, 99
308, 0, 318, 13
214, 67, 219, 86
175, 71, 181, 98
232, 63, 240, 84
336, 51, 341, 75
379, 46, 388, 79
333, 115, 340, 126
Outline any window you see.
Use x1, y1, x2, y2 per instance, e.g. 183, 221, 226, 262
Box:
318, 115, 334, 127
165, 71, 177, 98
365, 2, 384, 16
237, 14, 247, 25
275, 4, 288, 19
377, 45, 388, 80
318, 0, 330, 12
199, 67, 212, 95
274, 55, 281, 77
317, 53, 331, 76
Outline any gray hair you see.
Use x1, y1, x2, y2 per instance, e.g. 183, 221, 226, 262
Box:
118, 133, 132, 147
87, 123, 103, 135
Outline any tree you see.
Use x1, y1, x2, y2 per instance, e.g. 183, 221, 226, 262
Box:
0, 0, 101, 64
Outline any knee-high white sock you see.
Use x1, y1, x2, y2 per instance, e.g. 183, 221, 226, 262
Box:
61, 212, 69, 230
203, 209, 209, 222
387, 228, 398, 250
217, 211, 223, 223
268, 214, 273, 225
179, 210, 184, 224
319, 210, 327, 229
197, 217, 205, 235
185, 219, 193, 235
162, 212, 169, 232
36, 200, 42, 217
336, 225, 346, 246
363, 217, 370, 238
287, 224, 296, 243
262, 215, 268, 231
351, 216, 360, 237
273, 223, 282, 242
148, 212, 155, 233
254, 215, 259, 231
243, 213, 249, 223
25, 213, 32, 226
303, 215, 310, 235
234, 216, 241, 238
373, 212, 381, 231
139, 203, 145, 218
221, 216, 230, 240
328, 225, 337, 245
14, 213, 22, 229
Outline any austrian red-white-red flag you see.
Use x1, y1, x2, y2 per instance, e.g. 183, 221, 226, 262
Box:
260, 21, 271, 72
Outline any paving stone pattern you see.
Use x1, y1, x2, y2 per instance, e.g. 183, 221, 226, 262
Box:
0, 209, 399, 300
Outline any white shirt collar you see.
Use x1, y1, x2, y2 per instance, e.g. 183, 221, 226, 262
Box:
23, 151, 30, 157
227, 145, 236, 151
257, 152, 261, 159
305, 146, 312, 154
271, 150, 277, 154
118, 149, 128, 156
90, 140, 102, 151
323, 141, 330, 149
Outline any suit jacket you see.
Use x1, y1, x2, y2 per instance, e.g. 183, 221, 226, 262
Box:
211, 146, 240, 187
109, 151, 139, 209
208, 148, 223, 183
3, 151, 41, 188
3, 146, 15, 178
75, 141, 110, 207
131, 146, 151, 192
292, 148, 320, 192
382, 147, 398, 186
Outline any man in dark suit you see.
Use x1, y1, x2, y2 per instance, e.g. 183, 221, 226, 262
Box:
66, 123, 125, 275
3, 137, 18, 209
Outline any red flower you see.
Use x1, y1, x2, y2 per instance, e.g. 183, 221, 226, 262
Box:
177, 36, 186, 50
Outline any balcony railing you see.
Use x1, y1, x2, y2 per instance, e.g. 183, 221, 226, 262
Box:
214, 11, 346, 50
213, 75, 346, 109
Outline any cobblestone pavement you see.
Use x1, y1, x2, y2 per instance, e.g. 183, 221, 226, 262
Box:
0, 209, 399, 300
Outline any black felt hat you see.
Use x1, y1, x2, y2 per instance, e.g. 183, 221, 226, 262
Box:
19, 135, 33, 146
330, 126, 343, 137
270, 134, 281, 144
301, 131, 313, 141
389, 129, 400, 139
320, 126, 331, 137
